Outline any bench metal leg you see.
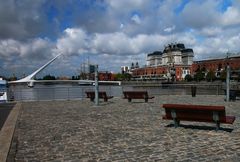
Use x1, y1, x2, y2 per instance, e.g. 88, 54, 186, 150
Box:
128, 98, 131, 102
173, 119, 180, 128
216, 121, 220, 131
171, 110, 179, 128
90, 98, 94, 102
145, 98, 148, 102
213, 111, 220, 131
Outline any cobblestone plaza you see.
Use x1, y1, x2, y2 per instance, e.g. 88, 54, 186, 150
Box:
8, 95, 240, 161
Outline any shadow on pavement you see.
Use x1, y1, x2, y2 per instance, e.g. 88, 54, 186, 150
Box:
165, 123, 234, 132
0, 103, 16, 130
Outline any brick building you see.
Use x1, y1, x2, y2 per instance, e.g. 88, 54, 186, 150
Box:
192, 56, 240, 73
131, 43, 193, 81
98, 72, 116, 81
130, 43, 240, 81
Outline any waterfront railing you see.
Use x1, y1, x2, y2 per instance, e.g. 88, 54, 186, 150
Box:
6, 83, 234, 101
7, 86, 121, 102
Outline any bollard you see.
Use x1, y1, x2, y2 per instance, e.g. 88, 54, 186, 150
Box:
191, 86, 197, 97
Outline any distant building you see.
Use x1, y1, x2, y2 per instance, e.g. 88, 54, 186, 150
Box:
122, 41, 240, 81
79, 62, 96, 80
130, 62, 140, 70
147, 43, 194, 67
99, 71, 116, 81
132, 43, 194, 81
192, 55, 240, 77
121, 66, 130, 74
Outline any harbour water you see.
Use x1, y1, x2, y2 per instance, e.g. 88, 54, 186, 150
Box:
7, 82, 226, 101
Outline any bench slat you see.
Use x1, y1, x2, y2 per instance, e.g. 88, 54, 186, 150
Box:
163, 104, 225, 111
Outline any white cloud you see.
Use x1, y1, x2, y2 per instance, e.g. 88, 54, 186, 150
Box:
20, 38, 53, 58
0, 0, 48, 40
221, 7, 240, 26
0, 38, 53, 59
92, 32, 133, 55
200, 27, 222, 37
0, 39, 20, 57
55, 28, 171, 57
106, 0, 147, 12
226, 33, 240, 51
164, 26, 176, 33
191, 34, 240, 60
56, 28, 89, 55
180, 0, 220, 29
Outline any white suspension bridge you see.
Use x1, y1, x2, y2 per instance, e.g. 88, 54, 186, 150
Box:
8, 54, 121, 87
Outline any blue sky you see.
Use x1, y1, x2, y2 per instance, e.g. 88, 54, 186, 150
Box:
1, 0, 240, 78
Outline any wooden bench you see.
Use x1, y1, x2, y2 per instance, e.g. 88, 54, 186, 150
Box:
162, 104, 235, 131
85, 91, 113, 102
123, 91, 154, 102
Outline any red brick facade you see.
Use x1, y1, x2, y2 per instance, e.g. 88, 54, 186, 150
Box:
131, 65, 191, 81
131, 56, 240, 81
99, 72, 116, 81
192, 56, 240, 72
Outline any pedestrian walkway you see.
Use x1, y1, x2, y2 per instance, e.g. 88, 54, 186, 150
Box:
7, 95, 240, 161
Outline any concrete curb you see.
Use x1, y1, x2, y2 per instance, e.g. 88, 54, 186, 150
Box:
0, 102, 21, 162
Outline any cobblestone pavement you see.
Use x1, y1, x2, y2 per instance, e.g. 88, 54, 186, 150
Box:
8, 95, 240, 161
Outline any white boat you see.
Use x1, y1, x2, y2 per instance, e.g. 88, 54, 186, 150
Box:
0, 78, 7, 102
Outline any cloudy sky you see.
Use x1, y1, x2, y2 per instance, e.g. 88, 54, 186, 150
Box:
1, 0, 240, 78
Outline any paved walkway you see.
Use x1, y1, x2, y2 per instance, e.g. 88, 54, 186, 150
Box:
8, 95, 240, 161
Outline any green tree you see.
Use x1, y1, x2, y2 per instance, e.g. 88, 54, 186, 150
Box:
206, 70, 216, 82
194, 70, 205, 81
8, 75, 17, 81
42, 74, 56, 80
123, 73, 132, 81
115, 73, 123, 81
115, 73, 132, 81
220, 70, 226, 81
184, 74, 193, 82
71, 75, 80, 80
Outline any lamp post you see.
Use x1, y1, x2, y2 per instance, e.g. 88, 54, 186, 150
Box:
169, 54, 175, 82
95, 65, 99, 106
226, 63, 230, 102
226, 53, 230, 102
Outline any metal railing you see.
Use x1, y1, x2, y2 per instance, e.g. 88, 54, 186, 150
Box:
7, 85, 122, 101
5, 83, 236, 102
122, 83, 228, 96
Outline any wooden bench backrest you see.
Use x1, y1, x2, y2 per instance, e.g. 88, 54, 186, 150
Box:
162, 104, 227, 122
99, 92, 107, 98
85, 91, 94, 98
85, 91, 107, 98
123, 91, 148, 99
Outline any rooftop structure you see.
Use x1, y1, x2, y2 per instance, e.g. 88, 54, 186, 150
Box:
147, 43, 194, 67
131, 43, 194, 81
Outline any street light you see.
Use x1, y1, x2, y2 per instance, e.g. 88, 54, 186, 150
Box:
95, 65, 99, 106
225, 52, 230, 102
168, 53, 175, 82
